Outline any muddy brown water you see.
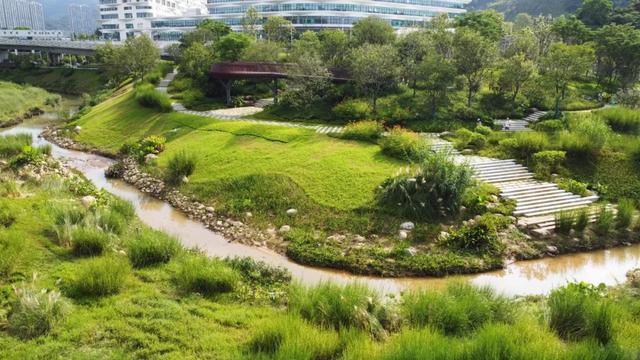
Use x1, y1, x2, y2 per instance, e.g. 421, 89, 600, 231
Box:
3, 112, 639, 297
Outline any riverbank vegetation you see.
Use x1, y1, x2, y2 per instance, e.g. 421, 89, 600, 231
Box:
0, 68, 107, 96
0, 141, 639, 358
0, 81, 60, 127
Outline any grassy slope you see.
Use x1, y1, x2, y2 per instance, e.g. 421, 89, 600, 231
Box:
0, 68, 106, 95
74, 87, 402, 211
1, 176, 639, 358
0, 81, 52, 121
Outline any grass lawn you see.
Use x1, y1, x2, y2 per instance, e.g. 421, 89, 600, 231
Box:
74, 87, 402, 211
0, 81, 56, 124
0, 68, 106, 95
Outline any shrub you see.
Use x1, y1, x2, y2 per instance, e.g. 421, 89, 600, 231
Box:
0, 230, 23, 277
574, 209, 590, 233
288, 282, 397, 339
596, 107, 640, 134
379, 127, 430, 161
401, 282, 512, 336
533, 150, 566, 176
341, 120, 384, 143
455, 128, 487, 150
332, 99, 372, 121
594, 206, 615, 236
127, 228, 180, 268
139, 135, 166, 155
378, 152, 473, 219
0, 133, 31, 158
64, 256, 130, 298
94, 208, 127, 234
174, 254, 239, 296
556, 178, 590, 197
499, 132, 549, 159
247, 315, 340, 359
548, 283, 613, 345
560, 115, 610, 156
8, 286, 68, 340
615, 198, 635, 230
555, 211, 574, 235
71, 226, 110, 257
533, 119, 565, 133
10, 145, 46, 169
446, 223, 504, 255
475, 124, 493, 136
165, 151, 196, 185
134, 83, 172, 112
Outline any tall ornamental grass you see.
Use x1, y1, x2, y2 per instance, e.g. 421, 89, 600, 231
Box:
173, 254, 240, 296
0, 133, 32, 158
596, 107, 640, 134
0, 230, 23, 277
64, 256, 130, 298
615, 199, 635, 230
8, 286, 69, 340
127, 228, 181, 268
166, 151, 196, 185
379, 127, 430, 161
341, 120, 384, 143
134, 83, 172, 112
70, 226, 111, 257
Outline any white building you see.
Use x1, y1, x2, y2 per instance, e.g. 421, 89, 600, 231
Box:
69, 4, 96, 35
98, 0, 207, 42
0, 0, 44, 30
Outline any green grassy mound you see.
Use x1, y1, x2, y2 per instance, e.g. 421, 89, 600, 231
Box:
0, 68, 106, 95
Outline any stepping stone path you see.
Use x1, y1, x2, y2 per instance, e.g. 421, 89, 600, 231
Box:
425, 136, 600, 232
494, 110, 547, 132
157, 72, 344, 134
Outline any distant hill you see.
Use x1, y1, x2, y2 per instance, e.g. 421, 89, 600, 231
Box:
468, 0, 629, 20
43, 0, 97, 30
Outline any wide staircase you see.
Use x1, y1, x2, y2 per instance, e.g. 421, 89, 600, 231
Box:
428, 137, 600, 232
494, 110, 547, 132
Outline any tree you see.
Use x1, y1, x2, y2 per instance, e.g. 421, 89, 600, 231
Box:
263, 16, 294, 44
418, 50, 456, 117
215, 33, 251, 62
181, 20, 230, 47
96, 42, 128, 85
290, 31, 322, 61
428, 14, 454, 58
123, 35, 160, 81
452, 28, 497, 107
165, 43, 182, 62
498, 53, 537, 106
503, 28, 539, 61
181, 42, 214, 81
351, 16, 395, 46
349, 44, 399, 113
283, 55, 332, 109
396, 31, 429, 96
578, 0, 614, 27
541, 43, 595, 117
513, 13, 533, 31
531, 15, 556, 58
318, 29, 349, 66
552, 15, 591, 44
455, 10, 505, 42
594, 24, 640, 89
241, 7, 260, 39
241, 41, 283, 62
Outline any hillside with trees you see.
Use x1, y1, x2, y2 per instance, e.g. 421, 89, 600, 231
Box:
469, 0, 628, 19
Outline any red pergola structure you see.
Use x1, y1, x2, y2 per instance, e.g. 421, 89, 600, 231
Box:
209, 62, 349, 105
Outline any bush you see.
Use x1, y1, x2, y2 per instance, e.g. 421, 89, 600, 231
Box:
127, 228, 180, 268
574, 209, 590, 233
378, 152, 473, 219
71, 226, 111, 257
499, 132, 549, 159
247, 315, 340, 359
475, 124, 493, 136
340, 120, 384, 143
64, 256, 130, 298
596, 107, 640, 134
288, 282, 397, 339
174, 254, 240, 296
555, 211, 574, 235
594, 206, 615, 236
379, 127, 430, 161
8, 286, 68, 340
0, 133, 31, 158
165, 151, 196, 185
401, 282, 512, 336
139, 135, 166, 155
134, 83, 172, 112
10, 145, 46, 169
533, 119, 565, 133
455, 128, 487, 150
446, 223, 504, 255
332, 99, 372, 121
533, 150, 566, 176
560, 115, 610, 157
548, 283, 613, 345
615, 198, 635, 230
556, 178, 590, 197
0, 230, 23, 277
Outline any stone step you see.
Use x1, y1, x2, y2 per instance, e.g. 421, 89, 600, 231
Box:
480, 173, 534, 183
474, 165, 529, 176
515, 194, 583, 209
514, 196, 599, 217
506, 189, 573, 202
477, 170, 532, 180
515, 195, 599, 213
470, 160, 517, 169
500, 184, 559, 196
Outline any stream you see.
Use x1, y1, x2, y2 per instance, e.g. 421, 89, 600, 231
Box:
2, 109, 640, 297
